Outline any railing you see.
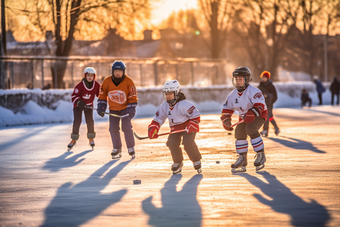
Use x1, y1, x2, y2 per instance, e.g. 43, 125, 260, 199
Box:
0, 56, 230, 89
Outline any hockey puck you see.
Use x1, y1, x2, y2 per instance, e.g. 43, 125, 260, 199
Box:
216, 161, 220, 164
228, 132, 232, 135
133, 180, 141, 185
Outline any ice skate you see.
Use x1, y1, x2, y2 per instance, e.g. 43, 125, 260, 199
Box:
274, 127, 280, 136
193, 160, 202, 174
231, 152, 247, 172
260, 130, 268, 137
171, 162, 183, 175
128, 147, 135, 159
89, 139, 95, 150
254, 151, 266, 171
111, 148, 122, 159
67, 140, 76, 151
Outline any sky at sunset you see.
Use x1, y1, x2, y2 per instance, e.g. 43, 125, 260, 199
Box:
151, 0, 198, 25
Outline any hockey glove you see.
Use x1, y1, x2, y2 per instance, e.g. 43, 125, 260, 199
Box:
243, 107, 260, 123
97, 99, 107, 117
221, 115, 233, 131
186, 120, 199, 133
126, 102, 137, 119
76, 100, 87, 110
148, 122, 160, 139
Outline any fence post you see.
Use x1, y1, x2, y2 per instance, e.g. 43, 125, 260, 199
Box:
31, 60, 34, 88
153, 60, 158, 86
41, 59, 44, 88
191, 61, 194, 86
54, 61, 58, 88
10, 61, 13, 88
71, 62, 74, 88
139, 64, 143, 87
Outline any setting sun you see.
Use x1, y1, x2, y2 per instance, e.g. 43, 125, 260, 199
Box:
151, 0, 198, 25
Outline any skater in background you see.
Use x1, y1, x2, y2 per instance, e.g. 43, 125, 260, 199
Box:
258, 71, 280, 136
148, 80, 202, 174
97, 60, 138, 159
313, 75, 325, 105
330, 77, 340, 105
220, 66, 268, 172
68, 67, 101, 150
301, 89, 312, 107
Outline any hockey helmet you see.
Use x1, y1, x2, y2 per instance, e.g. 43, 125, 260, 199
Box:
163, 79, 181, 105
112, 60, 126, 76
232, 66, 252, 92
84, 67, 96, 79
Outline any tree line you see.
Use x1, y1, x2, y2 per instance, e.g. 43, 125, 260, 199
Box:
3, 0, 340, 87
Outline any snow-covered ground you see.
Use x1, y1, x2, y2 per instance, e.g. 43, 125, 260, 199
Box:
0, 82, 334, 127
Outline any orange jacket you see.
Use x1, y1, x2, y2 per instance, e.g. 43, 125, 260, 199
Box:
98, 75, 138, 111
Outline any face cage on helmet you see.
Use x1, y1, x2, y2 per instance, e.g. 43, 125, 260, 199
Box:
163, 91, 179, 105
232, 75, 250, 92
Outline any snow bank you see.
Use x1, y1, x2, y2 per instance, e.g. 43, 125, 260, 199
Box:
0, 82, 333, 127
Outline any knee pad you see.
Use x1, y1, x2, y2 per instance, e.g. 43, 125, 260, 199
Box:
87, 132, 96, 139
71, 133, 79, 140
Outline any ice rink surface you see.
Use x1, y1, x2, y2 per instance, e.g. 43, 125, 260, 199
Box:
0, 105, 340, 227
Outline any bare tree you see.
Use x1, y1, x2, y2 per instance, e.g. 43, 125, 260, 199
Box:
231, 0, 295, 80
197, 0, 238, 58
283, 0, 325, 77
8, 0, 153, 88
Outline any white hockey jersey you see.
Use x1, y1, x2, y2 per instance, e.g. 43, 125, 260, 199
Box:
222, 84, 267, 119
152, 99, 200, 131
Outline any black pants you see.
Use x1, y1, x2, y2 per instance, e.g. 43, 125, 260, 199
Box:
302, 98, 312, 107
72, 107, 94, 134
331, 92, 339, 105
235, 117, 265, 140
262, 104, 279, 131
318, 93, 323, 105
166, 132, 202, 163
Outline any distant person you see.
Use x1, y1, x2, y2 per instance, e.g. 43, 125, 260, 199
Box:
301, 89, 312, 107
148, 80, 202, 174
258, 71, 280, 137
313, 75, 325, 105
330, 77, 340, 105
221, 66, 268, 172
97, 60, 138, 159
42, 83, 51, 90
68, 67, 100, 151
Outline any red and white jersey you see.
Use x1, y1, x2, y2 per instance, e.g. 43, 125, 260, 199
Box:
71, 80, 100, 107
153, 100, 200, 131
222, 84, 267, 120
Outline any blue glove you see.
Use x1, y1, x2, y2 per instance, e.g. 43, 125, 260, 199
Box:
97, 99, 107, 117
127, 102, 137, 119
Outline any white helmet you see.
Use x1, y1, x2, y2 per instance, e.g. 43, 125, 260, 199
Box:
84, 67, 97, 79
163, 79, 181, 105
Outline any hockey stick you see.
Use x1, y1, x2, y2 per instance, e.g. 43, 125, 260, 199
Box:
134, 129, 187, 140
86, 106, 129, 118
231, 120, 244, 128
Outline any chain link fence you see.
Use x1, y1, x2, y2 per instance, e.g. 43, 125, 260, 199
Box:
0, 56, 231, 89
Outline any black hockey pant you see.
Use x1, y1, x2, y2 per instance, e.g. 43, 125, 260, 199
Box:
166, 132, 202, 164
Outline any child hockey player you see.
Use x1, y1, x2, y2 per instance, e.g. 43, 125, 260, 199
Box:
148, 79, 202, 174
97, 60, 138, 159
258, 71, 280, 137
68, 67, 101, 150
220, 67, 268, 172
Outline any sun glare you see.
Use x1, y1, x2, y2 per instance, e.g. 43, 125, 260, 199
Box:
151, 0, 198, 25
